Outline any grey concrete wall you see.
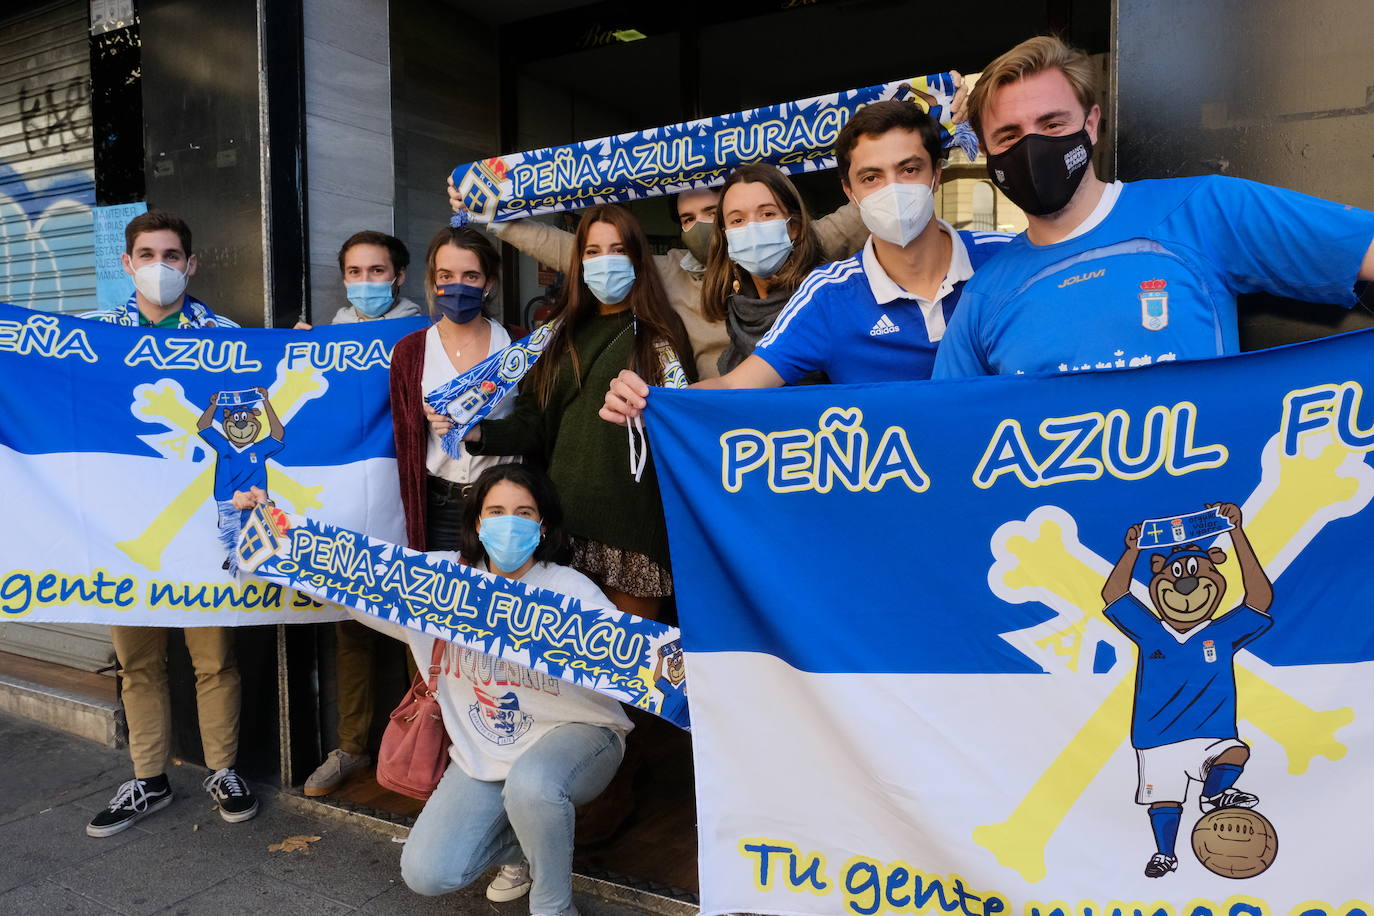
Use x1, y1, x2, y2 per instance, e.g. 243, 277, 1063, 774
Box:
390, 0, 499, 309
1114, 0, 1374, 348
302, 0, 395, 323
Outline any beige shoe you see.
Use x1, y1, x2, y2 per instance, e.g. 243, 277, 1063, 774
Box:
303, 748, 370, 797
486, 861, 532, 902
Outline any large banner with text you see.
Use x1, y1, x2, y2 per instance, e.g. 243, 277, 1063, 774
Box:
646, 329, 1374, 915
451, 72, 973, 223
0, 302, 420, 626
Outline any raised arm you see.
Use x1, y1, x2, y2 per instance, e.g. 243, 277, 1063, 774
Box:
1101, 524, 1141, 606
256, 386, 285, 441
1211, 502, 1272, 612
197, 393, 219, 431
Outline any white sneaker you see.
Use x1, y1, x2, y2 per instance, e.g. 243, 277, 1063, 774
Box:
303, 748, 371, 797
486, 861, 532, 902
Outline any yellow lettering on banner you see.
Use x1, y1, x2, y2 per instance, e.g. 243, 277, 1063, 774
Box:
738, 838, 831, 897
841, 855, 1008, 916
124, 336, 263, 372
145, 580, 290, 611
1287, 900, 1374, 916
0, 568, 139, 618
720, 407, 928, 494
973, 402, 1226, 489
281, 339, 392, 372
0, 314, 98, 362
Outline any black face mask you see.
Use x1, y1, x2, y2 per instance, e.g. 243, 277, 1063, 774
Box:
986, 126, 1093, 216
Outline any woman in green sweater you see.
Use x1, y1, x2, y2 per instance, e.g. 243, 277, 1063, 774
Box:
465, 204, 692, 621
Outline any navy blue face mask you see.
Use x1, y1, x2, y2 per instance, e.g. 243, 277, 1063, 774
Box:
435, 283, 485, 324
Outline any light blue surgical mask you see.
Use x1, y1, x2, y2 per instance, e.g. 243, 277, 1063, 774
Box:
724, 218, 793, 278
581, 254, 636, 305
479, 514, 542, 573
345, 280, 397, 318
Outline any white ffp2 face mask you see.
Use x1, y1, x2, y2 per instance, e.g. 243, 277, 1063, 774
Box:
858, 178, 937, 247
132, 261, 190, 307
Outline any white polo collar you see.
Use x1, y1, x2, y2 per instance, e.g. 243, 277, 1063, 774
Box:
861, 219, 971, 309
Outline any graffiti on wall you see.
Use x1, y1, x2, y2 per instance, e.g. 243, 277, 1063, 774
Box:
1, 70, 98, 314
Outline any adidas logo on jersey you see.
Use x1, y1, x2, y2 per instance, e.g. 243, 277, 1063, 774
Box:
868, 314, 900, 337
1149, 649, 1166, 659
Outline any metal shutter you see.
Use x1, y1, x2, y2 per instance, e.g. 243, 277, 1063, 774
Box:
0, 2, 112, 672
0, 0, 97, 315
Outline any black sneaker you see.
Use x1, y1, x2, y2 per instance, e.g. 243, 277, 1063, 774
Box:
204, 767, 259, 822
86, 777, 174, 837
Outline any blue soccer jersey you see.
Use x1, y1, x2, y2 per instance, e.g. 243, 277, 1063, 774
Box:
656, 676, 689, 727
933, 176, 1374, 379
1104, 594, 1272, 749
755, 223, 1011, 384
200, 427, 284, 500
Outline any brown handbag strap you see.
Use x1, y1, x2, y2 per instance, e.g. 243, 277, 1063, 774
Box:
426, 639, 445, 692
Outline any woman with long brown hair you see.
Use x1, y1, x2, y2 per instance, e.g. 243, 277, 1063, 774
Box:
465, 204, 692, 621
700, 164, 827, 374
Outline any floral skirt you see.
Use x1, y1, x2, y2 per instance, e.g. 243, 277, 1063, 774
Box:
569, 536, 673, 598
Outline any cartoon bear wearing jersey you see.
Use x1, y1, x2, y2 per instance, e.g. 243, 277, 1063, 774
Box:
196, 387, 286, 572
1100, 502, 1273, 880
652, 638, 689, 727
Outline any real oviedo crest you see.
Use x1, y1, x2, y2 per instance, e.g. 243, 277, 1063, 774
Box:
1140, 278, 1169, 331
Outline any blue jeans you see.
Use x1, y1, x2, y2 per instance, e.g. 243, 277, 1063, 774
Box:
400, 723, 623, 914
215, 499, 242, 572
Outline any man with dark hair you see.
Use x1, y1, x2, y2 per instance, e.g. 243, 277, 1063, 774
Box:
82, 210, 259, 837
298, 230, 423, 328
934, 35, 1374, 379
601, 100, 1011, 422
85, 209, 236, 328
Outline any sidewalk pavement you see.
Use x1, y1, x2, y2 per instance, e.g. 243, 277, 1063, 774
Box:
0, 710, 656, 916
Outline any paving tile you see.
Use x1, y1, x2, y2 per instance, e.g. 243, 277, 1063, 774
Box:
151, 870, 351, 915
55, 816, 277, 914
0, 716, 129, 826
258, 818, 402, 907
0, 802, 145, 895
0, 878, 122, 914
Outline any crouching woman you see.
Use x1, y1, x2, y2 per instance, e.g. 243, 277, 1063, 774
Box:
238, 464, 630, 916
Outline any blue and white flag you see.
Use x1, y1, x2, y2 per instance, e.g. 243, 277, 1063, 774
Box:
646, 329, 1374, 914
451, 72, 973, 223
236, 506, 689, 727
0, 302, 422, 626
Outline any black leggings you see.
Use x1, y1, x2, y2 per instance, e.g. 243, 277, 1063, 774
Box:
425, 476, 468, 552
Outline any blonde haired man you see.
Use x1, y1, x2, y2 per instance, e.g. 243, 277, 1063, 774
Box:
933, 35, 1374, 380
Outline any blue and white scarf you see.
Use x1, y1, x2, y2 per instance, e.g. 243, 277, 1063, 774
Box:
83, 293, 239, 329
425, 319, 688, 470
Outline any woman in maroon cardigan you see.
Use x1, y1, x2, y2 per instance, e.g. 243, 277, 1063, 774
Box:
391, 227, 519, 550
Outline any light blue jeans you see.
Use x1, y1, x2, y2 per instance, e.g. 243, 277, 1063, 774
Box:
215, 500, 241, 572
400, 723, 623, 914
